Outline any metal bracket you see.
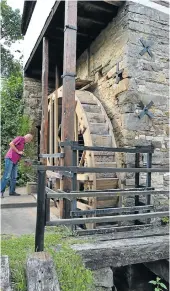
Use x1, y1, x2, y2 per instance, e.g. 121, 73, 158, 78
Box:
112, 62, 124, 84
138, 101, 154, 119
60, 141, 78, 148
64, 24, 77, 32
39, 153, 65, 158
139, 38, 153, 57
61, 73, 76, 78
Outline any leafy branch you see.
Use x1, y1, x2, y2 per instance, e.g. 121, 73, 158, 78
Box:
149, 277, 167, 291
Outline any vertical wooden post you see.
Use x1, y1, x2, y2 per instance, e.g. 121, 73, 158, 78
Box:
40, 37, 49, 158
54, 67, 59, 166
61, 0, 77, 218
49, 96, 53, 165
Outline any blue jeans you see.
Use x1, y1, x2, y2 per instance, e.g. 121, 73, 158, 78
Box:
1, 158, 18, 194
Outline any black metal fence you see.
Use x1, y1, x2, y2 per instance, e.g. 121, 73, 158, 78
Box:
34, 142, 169, 251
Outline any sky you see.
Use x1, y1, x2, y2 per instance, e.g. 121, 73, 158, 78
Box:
7, 0, 24, 14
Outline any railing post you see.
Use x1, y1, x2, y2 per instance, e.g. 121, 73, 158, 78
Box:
146, 152, 152, 204
135, 152, 140, 204
45, 178, 51, 224
71, 146, 77, 230
35, 169, 46, 252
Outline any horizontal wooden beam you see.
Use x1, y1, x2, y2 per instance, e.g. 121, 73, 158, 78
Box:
81, 2, 114, 13
46, 190, 168, 199
37, 165, 169, 173
78, 15, 105, 25
46, 211, 169, 226
71, 205, 154, 217
103, 0, 122, 6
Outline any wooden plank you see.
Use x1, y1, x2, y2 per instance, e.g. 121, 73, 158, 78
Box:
46, 190, 169, 199
46, 211, 169, 226
96, 178, 118, 190
40, 37, 49, 159
61, 0, 77, 218
77, 201, 93, 211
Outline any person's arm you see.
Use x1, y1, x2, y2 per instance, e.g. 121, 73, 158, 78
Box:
9, 141, 23, 155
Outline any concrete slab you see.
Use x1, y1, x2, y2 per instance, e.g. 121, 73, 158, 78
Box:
1, 207, 36, 235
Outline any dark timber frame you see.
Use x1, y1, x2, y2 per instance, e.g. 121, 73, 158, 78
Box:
35, 142, 169, 252
61, 0, 77, 219
40, 37, 49, 158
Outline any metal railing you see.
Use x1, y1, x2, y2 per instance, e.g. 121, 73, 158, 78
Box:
34, 142, 169, 251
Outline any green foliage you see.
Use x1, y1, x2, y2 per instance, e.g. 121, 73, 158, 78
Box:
1, 228, 94, 291
1, 73, 35, 185
1, 46, 22, 77
0, 0, 35, 186
161, 217, 169, 224
1, 0, 23, 77
149, 277, 167, 291
1, 72, 23, 160
1, 0, 23, 46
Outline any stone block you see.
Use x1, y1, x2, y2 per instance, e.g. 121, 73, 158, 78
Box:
113, 79, 129, 97
93, 267, 113, 288
122, 113, 150, 131
26, 182, 37, 195
26, 252, 60, 291
0, 255, 11, 291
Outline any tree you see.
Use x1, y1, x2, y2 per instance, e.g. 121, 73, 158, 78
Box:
1, 0, 22, 46
1, 0, 23, 77
1, 1, 35, 184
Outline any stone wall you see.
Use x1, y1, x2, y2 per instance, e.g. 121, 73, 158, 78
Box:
23, 77, 54, 157
76, 2, 169, 196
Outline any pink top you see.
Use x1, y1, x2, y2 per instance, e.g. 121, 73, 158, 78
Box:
5, 136, 25, 164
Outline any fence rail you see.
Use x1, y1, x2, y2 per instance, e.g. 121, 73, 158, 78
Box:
35, 142, 169, 252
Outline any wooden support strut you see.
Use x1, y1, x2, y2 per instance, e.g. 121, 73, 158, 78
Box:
40, 37, 49, 159
61, 0, 77, 218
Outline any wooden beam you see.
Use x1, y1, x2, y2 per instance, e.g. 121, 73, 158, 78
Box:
61, 0, 77, 218
103, 0, 122, 6
80, 2, 114, 13
49, 97, 53, 165
78, 15, 105, 25
40, 37, 49, 159
54, 67, 59, 166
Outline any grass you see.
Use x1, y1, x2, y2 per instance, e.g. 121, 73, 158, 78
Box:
1, 227, 94, 291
